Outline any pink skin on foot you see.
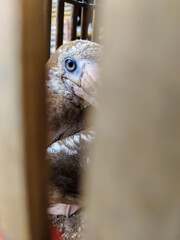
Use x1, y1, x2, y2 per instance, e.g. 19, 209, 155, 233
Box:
48, 203, 81, 217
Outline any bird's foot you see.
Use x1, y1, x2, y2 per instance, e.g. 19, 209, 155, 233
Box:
48, 203, 81, 218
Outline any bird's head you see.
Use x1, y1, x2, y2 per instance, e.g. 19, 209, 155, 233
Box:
46, 40, 102, 108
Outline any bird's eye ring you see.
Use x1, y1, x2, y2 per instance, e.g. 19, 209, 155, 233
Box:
64, 57, 77, 72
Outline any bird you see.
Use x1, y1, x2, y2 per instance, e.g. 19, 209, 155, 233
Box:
45, 40, 102, 217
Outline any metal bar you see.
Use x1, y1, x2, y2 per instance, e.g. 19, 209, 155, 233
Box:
80, 0, 91, 39
70, 5, 79, 40
92, 6, 99, 42
92, 8, 96, 41
44, 0, 52, 60
80, 7, 88, 39
56, 0, 64, 48
92, 0, 102, 43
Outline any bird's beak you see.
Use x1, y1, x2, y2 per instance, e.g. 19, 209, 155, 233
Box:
74, 60, 100, 108
65, 60, 100, 108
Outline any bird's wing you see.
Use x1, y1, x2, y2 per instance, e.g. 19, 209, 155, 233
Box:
46, 128, 96, 205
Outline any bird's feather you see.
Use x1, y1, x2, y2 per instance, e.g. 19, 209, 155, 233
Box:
45, 40, 101, 216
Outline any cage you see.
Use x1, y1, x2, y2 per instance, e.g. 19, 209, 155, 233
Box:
45, 0, 103, 58
1, 1, 180, 240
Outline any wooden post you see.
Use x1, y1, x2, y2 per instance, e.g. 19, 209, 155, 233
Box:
0, 1, 30, 240
22, 0, 50, 239
0, 0, 50, 239
86, 1, 180, 239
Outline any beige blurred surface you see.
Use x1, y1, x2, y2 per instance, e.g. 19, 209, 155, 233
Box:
0, 0, 30, 239
21, 0, 50, 238
86, 0, 180, 239
0, 0, 50, 239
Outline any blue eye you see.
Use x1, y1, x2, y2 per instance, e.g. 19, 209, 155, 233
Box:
64, 57, 77, 72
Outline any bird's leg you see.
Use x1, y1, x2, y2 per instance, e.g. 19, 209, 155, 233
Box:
48, 203, 81, 217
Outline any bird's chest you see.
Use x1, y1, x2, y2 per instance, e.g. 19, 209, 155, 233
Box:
47, 94, 88, 145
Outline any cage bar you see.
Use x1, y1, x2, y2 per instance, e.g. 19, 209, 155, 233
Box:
70, 4, 79, 40
44, 0, 52, 60
56, 0, 65, 49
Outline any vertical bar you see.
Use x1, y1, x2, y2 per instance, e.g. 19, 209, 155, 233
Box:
70, 5, 79, 40
92, 0, 101, 43
88, 7, 94, 41
80, 1, 90, 39
92, 8, 99, 42
56, 0, 64, 48
44, 0, 52, 61
87, 0, 180, 240
50, 1, 58, 55
0, 1, 30, 239
22, 0, 50, 239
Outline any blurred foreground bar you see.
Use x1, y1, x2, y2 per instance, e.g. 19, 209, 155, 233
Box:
87, 1, 180, 239
0, 0, 49, 239
0, 1, 30, 239
22, 0, 50, 239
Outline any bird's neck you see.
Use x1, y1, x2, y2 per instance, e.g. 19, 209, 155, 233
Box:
46, 90, 91, 146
